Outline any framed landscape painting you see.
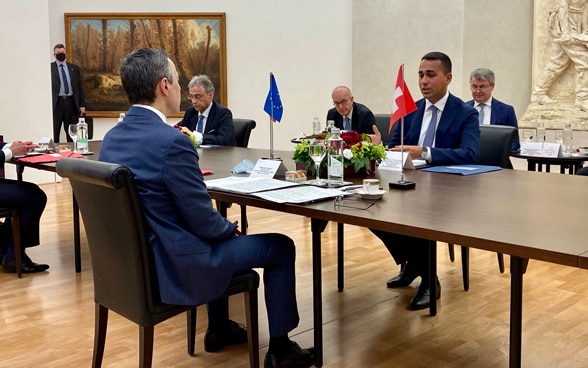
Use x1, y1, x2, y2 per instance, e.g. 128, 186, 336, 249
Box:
64, 13, 227, 118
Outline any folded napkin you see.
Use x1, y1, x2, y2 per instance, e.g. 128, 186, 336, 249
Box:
17, 151, 84, 163
231, 159, 256, 175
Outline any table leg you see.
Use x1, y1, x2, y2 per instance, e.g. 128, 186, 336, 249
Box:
337, 222, 344, 292
509, 255, 529, 368
16, 164, 24, 181
428, 240, 437, 316
311, 218, 328, 367
73, 192, 81, 273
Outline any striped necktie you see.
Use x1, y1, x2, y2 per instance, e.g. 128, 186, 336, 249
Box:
60, 65, 70, 95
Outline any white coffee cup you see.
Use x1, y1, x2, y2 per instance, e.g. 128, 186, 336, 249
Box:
363, 179, 380, 194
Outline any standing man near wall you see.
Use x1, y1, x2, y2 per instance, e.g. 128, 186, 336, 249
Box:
51, 43, 85, 143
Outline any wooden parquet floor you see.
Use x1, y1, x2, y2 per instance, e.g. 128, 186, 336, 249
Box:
1, 180, 588, 367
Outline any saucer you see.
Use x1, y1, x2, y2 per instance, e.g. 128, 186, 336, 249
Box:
353, 188, 386, 199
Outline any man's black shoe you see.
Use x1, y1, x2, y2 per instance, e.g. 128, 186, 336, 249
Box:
264, 341, 315, 368
386, 263, 418, 288
408, 279, 441, 310
2, 256, 49, 274
204, 320, 248, 352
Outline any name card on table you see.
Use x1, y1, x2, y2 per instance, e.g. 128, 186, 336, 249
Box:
520, 142, 561, 158
249, 159, 288, 178
378, 151, 425, 171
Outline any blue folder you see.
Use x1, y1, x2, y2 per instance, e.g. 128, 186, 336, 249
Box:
422, 165, 502, 175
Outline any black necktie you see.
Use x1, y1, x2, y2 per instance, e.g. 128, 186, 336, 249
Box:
60, 65, 70, 95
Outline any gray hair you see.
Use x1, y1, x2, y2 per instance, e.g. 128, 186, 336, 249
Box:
188, 75, 215, 93
120, 48, 175, 104
470, 68, 495, 84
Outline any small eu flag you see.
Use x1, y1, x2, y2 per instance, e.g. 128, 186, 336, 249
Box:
264, 73, 283, 122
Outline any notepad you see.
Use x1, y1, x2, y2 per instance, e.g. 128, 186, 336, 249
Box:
422, 165, 501, 175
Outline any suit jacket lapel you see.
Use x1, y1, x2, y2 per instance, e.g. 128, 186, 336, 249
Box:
435, 94, 459, 139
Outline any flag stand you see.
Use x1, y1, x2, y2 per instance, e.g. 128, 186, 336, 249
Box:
389, 116, 416, 189
389, 64, 416, 190
263, 72, 281, 160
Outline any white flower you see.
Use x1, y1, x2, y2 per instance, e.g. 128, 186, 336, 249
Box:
343, 148, 353, 160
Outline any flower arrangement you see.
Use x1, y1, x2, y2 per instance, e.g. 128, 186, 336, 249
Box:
293, 131, 387, 175
174, 125, 200, 148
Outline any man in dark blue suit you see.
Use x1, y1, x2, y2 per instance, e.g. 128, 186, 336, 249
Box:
371, 52, 480, 310
51, 43, 86, 143
0, 139, 49, 273
467, 68, 520, 151
100, 49, 313, 368
326, 86, 375, 134
176, 75, 236, 146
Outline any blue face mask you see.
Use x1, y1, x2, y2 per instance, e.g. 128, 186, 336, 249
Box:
56, 53, 66, 62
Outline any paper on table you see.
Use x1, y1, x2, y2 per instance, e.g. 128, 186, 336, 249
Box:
252, 185, 346, 203
205, 176, 299, 194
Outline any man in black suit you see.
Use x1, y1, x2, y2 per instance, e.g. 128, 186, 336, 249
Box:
176, 75, 236, 146
0, 139, 49, 273
326, 86, 375, 134
51, 43, 85, 143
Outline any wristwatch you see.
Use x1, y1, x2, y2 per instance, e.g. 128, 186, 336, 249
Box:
421, 146, 429, 161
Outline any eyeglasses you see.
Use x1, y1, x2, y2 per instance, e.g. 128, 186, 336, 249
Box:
470, 84, 491, 92
333, 98, 350, 107
334, 195, 378, 210
187, 93, 210, 100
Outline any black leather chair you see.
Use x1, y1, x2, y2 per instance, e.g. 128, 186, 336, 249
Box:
448, 124, 517, 290
233, 119, 256, 148
374, 114, 394, 146
56, 158, 260, 368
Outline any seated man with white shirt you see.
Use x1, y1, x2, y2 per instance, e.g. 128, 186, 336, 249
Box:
176, 75, 236, 146
467, 67, 520, 152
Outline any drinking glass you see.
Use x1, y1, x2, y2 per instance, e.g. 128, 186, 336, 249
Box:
309, 140, 327, 185
523, 129, 535, 143
68, 124, 78, 152
555, 130, 564, 146
537, 123, 545, 143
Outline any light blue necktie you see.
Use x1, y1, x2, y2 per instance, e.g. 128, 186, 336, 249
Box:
478, 103, 485, 125
423, 105, 437, 147
344, 116, 351, 131
197, 114, 205, 133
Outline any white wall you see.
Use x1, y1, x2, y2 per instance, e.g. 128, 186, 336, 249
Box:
353, 0, 534, 118
0, 1, 56, 182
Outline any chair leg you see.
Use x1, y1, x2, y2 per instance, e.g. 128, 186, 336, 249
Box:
11, 215, 22, 278
240, 205, 248, 235
497, 252, 505, 273
139, 326, 154, 368
187, 308, 196, 356
244, 289, 260, 368
448, 243, 455, 262
460, 246, 469, 291
92, 304, 109, 368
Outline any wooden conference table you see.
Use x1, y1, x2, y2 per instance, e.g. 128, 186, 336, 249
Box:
11, 143, 588, 368
199, 147, 588, 368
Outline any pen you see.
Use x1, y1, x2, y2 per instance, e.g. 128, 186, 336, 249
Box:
207, 129, 215, 133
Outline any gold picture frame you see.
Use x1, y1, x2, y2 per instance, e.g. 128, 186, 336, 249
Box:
64, 12, 227, 118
